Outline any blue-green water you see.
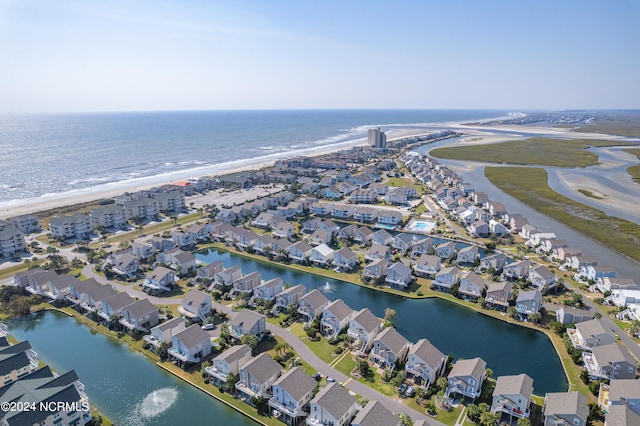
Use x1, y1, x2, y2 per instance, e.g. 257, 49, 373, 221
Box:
8, 312, 255, 426
197, 249, 567, 394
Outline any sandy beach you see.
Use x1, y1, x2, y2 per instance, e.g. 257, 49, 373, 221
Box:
2, 122, 638, 222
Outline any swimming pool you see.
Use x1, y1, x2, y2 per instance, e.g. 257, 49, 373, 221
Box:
406, 219, 437, 233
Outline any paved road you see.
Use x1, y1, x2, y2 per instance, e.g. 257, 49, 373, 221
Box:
79, 264, 441, 423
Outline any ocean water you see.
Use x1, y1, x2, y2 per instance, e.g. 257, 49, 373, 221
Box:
0, 109, 509, 207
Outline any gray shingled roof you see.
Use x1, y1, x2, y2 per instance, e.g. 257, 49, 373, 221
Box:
575, 319, 609, 339
544, 391, 588, 420
85, 284, 117, 303
605, 404, 640, 425
493, 374, 534, 400
0, 341, 32, 376
241, 353, 282, 384
102, 292, 135, 311
174, 324, 210, 348
71, 278, 101, 294
325, 299, 353, 322
311, 382, 356, 421
351, 400, 398, 426
182, 289, 211, 309
592, 343, 635, 365
152, 317, 185, 333
448, 357, 487, 381
351, 308, 382, 334
230, 309, 264, 331
410, 338, 445, 369
214, 344, 252, 365
124, 298, 157, 318
608, 379, 640, 401
300, 289, 329, 310
272, 366, 316, 401
487, 281, 512, 293
376, 327, 409, 355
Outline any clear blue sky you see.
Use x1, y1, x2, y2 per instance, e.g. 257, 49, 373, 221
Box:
1, 0, 639, 112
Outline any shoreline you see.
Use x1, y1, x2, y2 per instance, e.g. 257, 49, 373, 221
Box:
0, 112, 521, 219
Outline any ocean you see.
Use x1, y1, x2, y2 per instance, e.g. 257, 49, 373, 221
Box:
0, 109, 510, 209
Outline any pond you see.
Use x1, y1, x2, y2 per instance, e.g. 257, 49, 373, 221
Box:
8, 312, 256, 426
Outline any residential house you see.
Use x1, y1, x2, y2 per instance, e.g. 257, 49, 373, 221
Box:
310, 244, 334, 266
122, 198, 158, 221
384, 190, 408, 205
331, 205, 354, 219
596, 277, 639, 293
169, 324, 212, 366
179, 289, 212, 322
468, 220, 490, 237
377, 211, 403, 227
515, 290, 542, 316
385, 262, 412, 289
144, 317, 186, 349
0, 340, 39, 386
108, 253, 139, 279
306, 382, 357, 426
604, 404, 640, 424
410, 236, 433, 257
353, 227, 374, 246
529, 265, 557, 292
370, 326, 410, 369
205, 344, 252, 386
297, 289, 330, 323
446, 357, 487, 401
143, 266, 175, 292
171, 231, 196, 248
120, 298, 159, 332
567, 319, 616, 351
196, 260, 224, 281
233, 271, 262, 294
392, 233, 415, 253
43, 274, 77, 301
319, 220, 339, 236
372, 229, 393, 246
235, 353, 282, 399
268, 367, 316, 426
337, 224, 357, 240
583, 344, 637, 380
348, 308, 383, 354
555, 306, 595, 325
289, 241, 313, 263
320, 299, 353, 338
0, 366, 91, 426
406, 338, 447, 387
80, 284, 117, 312
363, 258, 388, 281
458, 271, 486, 300
350, 400, 400, 426
414, 254, 441, 277
97, 292, 135, 322
252, 278, 284, 303
503, 260, 531, 281
150, 236, 175, 253
365, 244, 390, 262
434, 241, 456, 259
131, 241, 154, 259
543, 392, 588, 426
353, 206, 378, 223
433, 266, 460, 292
216, 266, 243, 288
489, 219, 510, 236
90, 205, 127, 229
457, 245, 480, 265
598, 379, 640, 419
275, 285, 306, 312
332, 247, 358, 271
273, 222, 295, 239
229, 309, 266, 340
480, 252, 507, 272
491, 374, 534, 420
485, 281, 513, 310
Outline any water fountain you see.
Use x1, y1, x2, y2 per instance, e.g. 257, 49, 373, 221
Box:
320, 281, 336, 293
139, 387, 179, 418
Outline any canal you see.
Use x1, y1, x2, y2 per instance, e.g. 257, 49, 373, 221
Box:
196, 249, 568, 394
8, 311, 256, 426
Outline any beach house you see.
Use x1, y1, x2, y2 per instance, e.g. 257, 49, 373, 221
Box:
306, 382, 357, 426
205, 344, 252, 386
268, 367, 316, 425
370, 326, 410, 369
406, 338, 447, 388
446, 357, 487, 401
236, 353, 282, 399
490, 374, 534, 420
169, 324, 212, 367
320, 299, 353, 338
347, 308, 383, 354
297, 289, 330, 323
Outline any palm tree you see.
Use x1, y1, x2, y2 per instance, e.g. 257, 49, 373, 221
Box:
225, 373, 236, 394
398, 414, 413, 426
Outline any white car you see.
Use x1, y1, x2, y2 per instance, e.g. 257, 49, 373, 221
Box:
202, 324, 215, 330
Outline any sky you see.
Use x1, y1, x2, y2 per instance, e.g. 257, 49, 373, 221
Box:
0, 0, 639, 113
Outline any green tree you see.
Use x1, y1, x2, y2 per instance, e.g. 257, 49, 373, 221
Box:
398, 414, 413, 426
517, 418, 531, 426
384, 308, 397, 326
240, 333, 259, 352
225, 373, 236, 394
157, 342, 169, 360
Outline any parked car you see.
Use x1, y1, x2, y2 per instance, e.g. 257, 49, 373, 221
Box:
405, 386, 415, 397
326, 377, 336, 383
398, 383, 408, 394
202, 324, 215, 330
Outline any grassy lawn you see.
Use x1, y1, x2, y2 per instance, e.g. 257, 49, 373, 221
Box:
484, 167, 640, 264
623, 148, 640, 183
430, 138, 636, 167
289, 323, 339, 364
0, 262, 28, 281
386, 177, 424, 192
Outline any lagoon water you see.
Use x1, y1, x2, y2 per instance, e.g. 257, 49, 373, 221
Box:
196, 249, 568, 395
8, 312, 255, 426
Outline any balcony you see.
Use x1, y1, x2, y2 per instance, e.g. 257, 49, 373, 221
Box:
205, 365, 228, 383
567, 329, 588, 351
168, 348, 201, 363
582, 352, 608, 380
598, 383, 610, 411
268, 398, 305, 418
491, 398, 529, 418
